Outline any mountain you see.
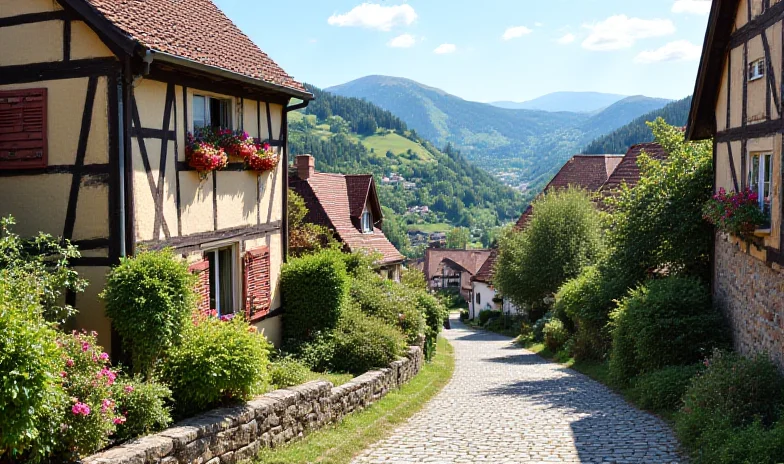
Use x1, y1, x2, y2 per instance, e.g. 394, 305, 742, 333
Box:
582, 96, 692, 155
491, 91, 628, 113
289, 84, 524, 254
325, 75, 671, 188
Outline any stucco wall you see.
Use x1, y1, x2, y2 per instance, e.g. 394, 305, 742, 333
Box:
0, 0, 61, 16
469, 282, 499, 319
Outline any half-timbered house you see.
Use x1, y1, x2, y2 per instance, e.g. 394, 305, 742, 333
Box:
0, 0, 312, 351
688, 0, 784, 367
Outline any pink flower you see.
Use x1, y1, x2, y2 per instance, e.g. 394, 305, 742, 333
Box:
123, 385, 135, 393
113, 416, 126, 425
60, 371, 67, 378
101, 398, 114, 413
81, 342, 90, 352
98, 368, 117, 386
72, 402, 91, 416
66, 359, 74, 367
99, 352, 109, 361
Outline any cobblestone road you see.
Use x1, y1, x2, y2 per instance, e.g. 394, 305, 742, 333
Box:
352, 316, 684, 464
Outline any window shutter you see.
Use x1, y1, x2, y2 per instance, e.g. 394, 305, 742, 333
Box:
0, 89, 47, 170
243, 246, 271, 321
188, 259, 211, 313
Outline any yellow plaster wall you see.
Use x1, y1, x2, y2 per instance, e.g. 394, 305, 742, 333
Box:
0, 0, 60, 17
731, 140, 743, 187
255, 315, 282, 348
269, 104, 283, 141
716, 60, 729, 132
258, 158, 284, 222
730, 46, 745, 129
70, 20, 114, 60
179, 174, 215, 236
243, 100, 260, 138
73, 266, 113, 355
747, 36, 767, 124
0, 21, 63, 66
751, 0, 764, 18
768, 24, 782, 121
716, 143, 732, 194
215, 172, 258, 230
737, 0, 749, 29
0, 174, 69, 237
135, 79, 172, 130
73, 183, 110, 241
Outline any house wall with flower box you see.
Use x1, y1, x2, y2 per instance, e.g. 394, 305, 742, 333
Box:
688, 0, 784, 367
0, 0, 312, 353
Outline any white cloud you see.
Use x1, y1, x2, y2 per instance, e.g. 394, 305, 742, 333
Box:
582, 15, 676, 51
388, 33, 417, 48
434, 43, 457, 54
328, 3, 417, 31
672, 0, 711, 14
557, 33, 576, 44
502, 26, 533, 41
635, 40, 702, 63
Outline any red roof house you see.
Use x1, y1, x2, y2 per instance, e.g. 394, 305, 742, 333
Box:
600, 143, 668, 195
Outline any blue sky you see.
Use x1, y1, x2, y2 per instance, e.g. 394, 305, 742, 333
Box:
214, 0, 711, 103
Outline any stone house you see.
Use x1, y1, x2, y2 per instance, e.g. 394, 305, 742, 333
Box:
0, 0, 311, 350
687, 0, 784, 367
289, 155, 405, 281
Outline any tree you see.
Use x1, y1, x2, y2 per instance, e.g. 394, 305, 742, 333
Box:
380, 207, 411, 256
495, 188, 602, 313
445, 227, 470, 249
288, 189, 336, 256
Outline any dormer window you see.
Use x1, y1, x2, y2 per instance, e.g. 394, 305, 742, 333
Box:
361, 208, 374, 234
749, 59, 766, 82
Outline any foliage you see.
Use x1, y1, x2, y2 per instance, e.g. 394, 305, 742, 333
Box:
459, 309, 469, 321
381, 206, 412, 257
677, 350, 784, 447
0, 216, 86, 323
609, 277, 727, 384
478, 309, 501, 326
281, 250, 350, 342
288, 189, 336, 256
400, 267, 427, 291
630, 364, 702, 413
531, 312, 553, 343
495, 188, 603, 309
269, 358, 312, 389
417, 292, 448, 361
350, 273, 425, 345
553, 266, 613, 359
102, 250, 196, 377
685, 420, 784, 464
55, 331, 121, 460
111, 376, 172, 442
543, 319, 570, 353
445, 227, 470, 249
0, 273, 64, 462
703, 187, 767, 241
329, 308, 407, 375
161, 313, 271, 417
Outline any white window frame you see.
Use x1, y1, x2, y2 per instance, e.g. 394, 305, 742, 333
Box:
749, 58, 766, 82
749, 152, 773, 226
204, 244, 239, 316
192, 93, 233, 130
361, 207, 374, 234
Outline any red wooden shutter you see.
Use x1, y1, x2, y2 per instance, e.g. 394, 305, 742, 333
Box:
0, 89, 47, 169
243, 246, 271, 321
188, 259, 211, 313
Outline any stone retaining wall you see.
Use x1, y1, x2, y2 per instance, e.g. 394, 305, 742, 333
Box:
84, 346, 424, 464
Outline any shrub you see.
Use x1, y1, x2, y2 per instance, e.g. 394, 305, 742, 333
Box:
543, 319, 569, 353
531, 312, 552, 343
111, 376, 172, 442
350, 273, 425, 345
401, 267, 427, 291
162, 313, 271, 417
55, 331, 121, 460
417, 292, 448, 361
291, 333, 337, 373
281, 250, 350, 341
687, 420, 784, 464
630, 364, 701, 413
609, 277, 728, 385
269, 358, 311, 389
102, 250, 196, 377
329, 308, 406, 375
0, 274, 64, 462
478, 309, 501, 326
459, 309, 469, 321
676, 350, 784, 448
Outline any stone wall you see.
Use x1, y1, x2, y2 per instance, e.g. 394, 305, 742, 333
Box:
83, 346, 423, 464
714, 233, 784, 369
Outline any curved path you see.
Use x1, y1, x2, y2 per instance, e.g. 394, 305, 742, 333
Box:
352, 316, 683, 464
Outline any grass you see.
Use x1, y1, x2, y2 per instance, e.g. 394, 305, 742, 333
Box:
361, 133, 433, 162
406, 222, 452, 234
301, 371, 354, 388
254, 337, 455, 464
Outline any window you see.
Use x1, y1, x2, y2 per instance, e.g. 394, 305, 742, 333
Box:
0, 88, 47, 170
749, 152, 773, 226
361, 208, 374, 233
193, 94, 231, 129
206, 245, 237, 315
749, 58, 766, 82
476, 292, 481, 305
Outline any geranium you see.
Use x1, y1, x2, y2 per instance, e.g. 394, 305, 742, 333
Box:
220, 130, 257, 158
703, 187, 768, 241
186, 130, 229, 179
71, 402, 91, 416
245, 142, 280, 173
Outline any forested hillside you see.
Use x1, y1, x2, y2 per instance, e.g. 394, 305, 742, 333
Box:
289, 84, 524, 255
582, 96, 692, 154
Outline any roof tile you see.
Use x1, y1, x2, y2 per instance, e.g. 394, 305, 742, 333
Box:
600, 143, 668, 193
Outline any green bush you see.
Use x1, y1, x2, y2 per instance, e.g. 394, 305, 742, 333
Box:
543, 319, 569, 353
269, 358, 311, 389
102, 250, 196, 377
417, 292, 447, 361
111, 376, 172, 442
687, 420, 784, 464
329, 308, 406, 375
676, 350, 784, 449
401, 267, 427, 291
531, 312, 552, 342
478, 309, 501, 326
162, 313, 271, 417
350, 273, 425, 345
281, 250, 350, 341
609, 277, 728, 385
0, 274, 64, 462
459, 309, 469, 321
291, 332, 337, 373
630, 364, 701, 413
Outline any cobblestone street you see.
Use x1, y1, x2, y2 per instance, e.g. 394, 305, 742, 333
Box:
352, 316, 684, 464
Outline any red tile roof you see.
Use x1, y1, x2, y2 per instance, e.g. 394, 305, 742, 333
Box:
600, 143, 668, 194
290, 171, 404, 265
346, 175, 374, 218
81, 0, 306, 94
424, 249, 492, 283
472, 249, 498, 283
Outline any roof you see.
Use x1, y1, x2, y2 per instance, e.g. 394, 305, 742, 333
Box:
600, 143, 669, 193
686, 0, 738, 140
424, 249, 492, 282
290, 172, 404, 265
346, 175, 374, 218
472, 249, 498, 284
77, 0, 308, 96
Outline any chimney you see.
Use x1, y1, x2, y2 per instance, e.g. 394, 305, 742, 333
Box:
296, 154, 315, 180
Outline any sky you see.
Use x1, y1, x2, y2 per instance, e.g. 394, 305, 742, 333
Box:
213, 0, 711, 103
